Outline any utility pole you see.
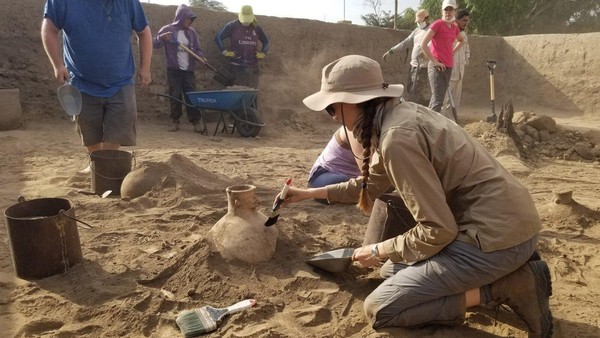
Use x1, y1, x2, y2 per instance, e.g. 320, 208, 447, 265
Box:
343, 0, 346, 21
394, 0, 398, 29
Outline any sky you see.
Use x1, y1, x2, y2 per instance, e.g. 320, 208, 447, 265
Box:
146, 0, 422, 26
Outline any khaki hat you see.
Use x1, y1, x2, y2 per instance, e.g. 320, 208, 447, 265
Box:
238, 5, 255, 24
303, 55, 404, 111
415, 9, 429, 23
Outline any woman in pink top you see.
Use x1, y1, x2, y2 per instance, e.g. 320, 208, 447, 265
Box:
420, 0, 464, 113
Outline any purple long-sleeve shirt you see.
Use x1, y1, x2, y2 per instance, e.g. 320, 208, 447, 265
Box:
215, 20, 269, 67
153, 4, 203, 71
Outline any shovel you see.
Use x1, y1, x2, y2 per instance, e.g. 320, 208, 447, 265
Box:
57, 83, 82, 122
486, 60, 497, 123
442, 71, 460, 124
175, 42, 236, 87
306, 248, 355, 273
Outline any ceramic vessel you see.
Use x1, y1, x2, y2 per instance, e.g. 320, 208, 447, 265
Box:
209, 185, 278, 263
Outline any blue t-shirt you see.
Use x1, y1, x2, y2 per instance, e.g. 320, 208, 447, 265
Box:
44, 0, 148, 97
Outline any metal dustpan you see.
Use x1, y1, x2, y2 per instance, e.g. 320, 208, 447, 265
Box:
57, 83, 82, 121
306, 248, 355, 273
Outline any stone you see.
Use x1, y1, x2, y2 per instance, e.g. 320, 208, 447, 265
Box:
526, 115, 557, 133
573, 142, 595, 160
121, 163, 170, 200
539, 130, 552, 142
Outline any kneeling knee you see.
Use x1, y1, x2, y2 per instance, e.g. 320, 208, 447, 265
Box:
363, 293, 380, 325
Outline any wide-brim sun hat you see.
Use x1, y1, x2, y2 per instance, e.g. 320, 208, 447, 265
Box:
238, 5, 256, 24
303, 55, 404, 112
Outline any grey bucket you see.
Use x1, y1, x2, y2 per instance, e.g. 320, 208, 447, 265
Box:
90, 150, 133, 196
3, 197, 84, 279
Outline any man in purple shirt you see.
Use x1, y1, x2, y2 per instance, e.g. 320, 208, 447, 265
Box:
215, 5, 270, 89
154, 5, 205, 132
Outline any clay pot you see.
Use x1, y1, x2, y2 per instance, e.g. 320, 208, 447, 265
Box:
208, 185, 278, 263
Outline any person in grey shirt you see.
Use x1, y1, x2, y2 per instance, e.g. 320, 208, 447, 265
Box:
284, 55, 552, 337
383, 9, 431, 106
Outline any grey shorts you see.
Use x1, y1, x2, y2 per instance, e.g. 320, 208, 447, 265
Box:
78, 85, 137, 146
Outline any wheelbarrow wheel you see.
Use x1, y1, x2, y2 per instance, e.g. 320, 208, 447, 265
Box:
235, 107, 262, 138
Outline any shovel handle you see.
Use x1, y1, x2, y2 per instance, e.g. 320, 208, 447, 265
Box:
177, 43, 219, 72
489, 74, 495, 101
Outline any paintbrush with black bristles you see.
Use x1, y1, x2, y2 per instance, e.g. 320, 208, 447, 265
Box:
264, 178, 292, 226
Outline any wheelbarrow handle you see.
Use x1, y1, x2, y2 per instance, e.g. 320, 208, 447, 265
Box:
156, 93, 196, 108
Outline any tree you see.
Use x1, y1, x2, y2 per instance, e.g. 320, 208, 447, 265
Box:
363, 0, 599, 36
361, 0, 393, 27
188, 0, 227, 12
361, 0, 417, 29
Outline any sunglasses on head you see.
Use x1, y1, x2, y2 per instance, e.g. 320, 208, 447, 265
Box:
325, 104, 335, 117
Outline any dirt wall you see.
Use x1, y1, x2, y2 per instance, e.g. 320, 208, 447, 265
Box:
0, 0, 597, 126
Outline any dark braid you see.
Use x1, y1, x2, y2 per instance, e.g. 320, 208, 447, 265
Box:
354, 97, 387, 214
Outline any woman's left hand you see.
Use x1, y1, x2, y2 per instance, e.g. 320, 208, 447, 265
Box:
352, 244, 382, 268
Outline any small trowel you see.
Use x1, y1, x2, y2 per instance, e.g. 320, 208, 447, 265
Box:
57, 83, 82, 122
264, 178, 292, 227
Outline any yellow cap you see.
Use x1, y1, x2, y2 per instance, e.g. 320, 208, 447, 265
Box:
238, 5, 255, 24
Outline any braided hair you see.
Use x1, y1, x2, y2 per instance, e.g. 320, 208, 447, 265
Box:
353, 97, 389, 214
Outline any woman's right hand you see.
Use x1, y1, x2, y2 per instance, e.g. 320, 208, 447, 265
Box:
283, 186, 311, 204
435, 61, 446, 71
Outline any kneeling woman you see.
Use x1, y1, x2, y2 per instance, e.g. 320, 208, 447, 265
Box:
285, 55, 552, 337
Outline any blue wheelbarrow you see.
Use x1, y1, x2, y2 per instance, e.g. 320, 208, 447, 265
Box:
159, 89, 264, 137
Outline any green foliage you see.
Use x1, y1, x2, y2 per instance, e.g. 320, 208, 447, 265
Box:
463, 0, 600, 35
360, 1, 421, 30
362, 0, 600, 35
188, 0, 227, 12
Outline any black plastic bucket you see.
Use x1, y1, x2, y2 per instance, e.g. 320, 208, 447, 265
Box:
90, 149, 132, 196
4, 197, 84, 279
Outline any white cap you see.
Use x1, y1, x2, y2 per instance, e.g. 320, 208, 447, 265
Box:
442, 0, 457, 9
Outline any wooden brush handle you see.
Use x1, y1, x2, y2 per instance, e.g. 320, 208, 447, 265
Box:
226, 299, 256, 315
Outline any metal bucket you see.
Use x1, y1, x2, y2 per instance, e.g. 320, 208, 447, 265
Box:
3, 197, 84, 279
90, 149, 133, 196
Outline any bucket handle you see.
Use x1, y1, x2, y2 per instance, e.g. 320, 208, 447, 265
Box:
59, 209, 94, 230
87, 151, 137, 180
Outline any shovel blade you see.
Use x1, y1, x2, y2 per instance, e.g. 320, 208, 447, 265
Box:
306, 248, 354, 273
209, 64, 236, 86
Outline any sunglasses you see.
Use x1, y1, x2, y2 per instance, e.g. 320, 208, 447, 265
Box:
325, 105, 335, 117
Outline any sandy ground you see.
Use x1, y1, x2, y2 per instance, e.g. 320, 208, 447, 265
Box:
1, 1, 600, 337
1, 109, 600, 337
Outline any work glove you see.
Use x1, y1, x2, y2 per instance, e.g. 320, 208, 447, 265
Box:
255, 52, 265, 60
222, 50, 235, 58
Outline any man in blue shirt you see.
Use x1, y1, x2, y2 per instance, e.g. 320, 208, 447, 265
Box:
41, 0, 152, 156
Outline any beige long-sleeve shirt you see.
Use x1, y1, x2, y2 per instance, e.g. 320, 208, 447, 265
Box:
327, 101, 541, 264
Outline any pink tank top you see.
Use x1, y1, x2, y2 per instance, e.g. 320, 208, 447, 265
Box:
309, 134, 361, 180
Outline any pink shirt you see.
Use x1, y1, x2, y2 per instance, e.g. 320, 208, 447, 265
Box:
429, 20, 460, 68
